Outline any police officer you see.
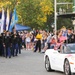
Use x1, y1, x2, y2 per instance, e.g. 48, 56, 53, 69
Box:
5, 31, 11, 58
12, 32, 19, 56
17, 33, 22, 54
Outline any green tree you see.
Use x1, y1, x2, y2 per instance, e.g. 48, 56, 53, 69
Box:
17, 0, 53, 29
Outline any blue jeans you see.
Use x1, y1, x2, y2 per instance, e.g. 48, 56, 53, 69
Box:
12, 44, 18, 56
6, 47, 11, 57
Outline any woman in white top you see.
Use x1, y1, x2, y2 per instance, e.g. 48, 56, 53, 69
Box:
25, 32, 31, 50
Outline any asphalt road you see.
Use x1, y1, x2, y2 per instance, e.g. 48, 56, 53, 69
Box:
0, 50, 64, 75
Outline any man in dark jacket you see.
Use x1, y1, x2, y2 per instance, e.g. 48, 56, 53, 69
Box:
17, 33, 22, 54
5, 31, 11, 58
12, 32, 19, 56
66, 29, 74, 43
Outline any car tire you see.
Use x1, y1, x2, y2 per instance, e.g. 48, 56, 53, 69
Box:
45, 56, 52, 72
64, 59, 71, 75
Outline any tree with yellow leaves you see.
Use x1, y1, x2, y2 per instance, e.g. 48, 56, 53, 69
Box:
0, 0, 53, 29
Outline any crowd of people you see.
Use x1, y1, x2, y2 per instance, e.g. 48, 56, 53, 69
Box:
32, 27, 75, 53
21, 27, 75, 53
0, 27, 75, 58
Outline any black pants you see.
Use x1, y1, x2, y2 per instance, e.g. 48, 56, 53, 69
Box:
18, 44, 21, 54
22, 42, 26, 48
0, 45, 2, 56
47, 43, 50, 49
0, 44, 4, 56
5, 46, 11, 58
34, 40, 41, 52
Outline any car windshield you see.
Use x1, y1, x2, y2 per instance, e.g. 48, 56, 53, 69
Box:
66, 44, 75, 53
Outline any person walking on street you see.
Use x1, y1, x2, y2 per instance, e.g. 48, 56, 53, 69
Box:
5, 31, 11, 58
34, 31, 42, 52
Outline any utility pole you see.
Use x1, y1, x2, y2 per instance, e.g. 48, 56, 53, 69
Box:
54, 0, 57, 39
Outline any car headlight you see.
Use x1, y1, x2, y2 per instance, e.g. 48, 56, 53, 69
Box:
70, 62, 74, 64
69, 57, 75, 64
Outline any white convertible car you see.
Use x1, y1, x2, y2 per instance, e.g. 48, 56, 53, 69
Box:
44, 43, 75, 75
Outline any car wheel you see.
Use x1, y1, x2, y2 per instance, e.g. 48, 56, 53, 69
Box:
64, 59, 71, 75
45, 56, 52, 72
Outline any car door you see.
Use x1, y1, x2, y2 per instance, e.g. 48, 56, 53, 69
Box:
50, 50, 61, 70
52, 46, 65, 71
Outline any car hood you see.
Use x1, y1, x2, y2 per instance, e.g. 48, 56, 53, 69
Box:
65, 54, 75, 61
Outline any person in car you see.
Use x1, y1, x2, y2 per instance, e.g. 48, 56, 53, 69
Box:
54, 30, 67, 51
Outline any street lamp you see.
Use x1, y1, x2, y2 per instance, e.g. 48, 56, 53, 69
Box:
51, 24, 55, 28
51, 23, 55, 32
